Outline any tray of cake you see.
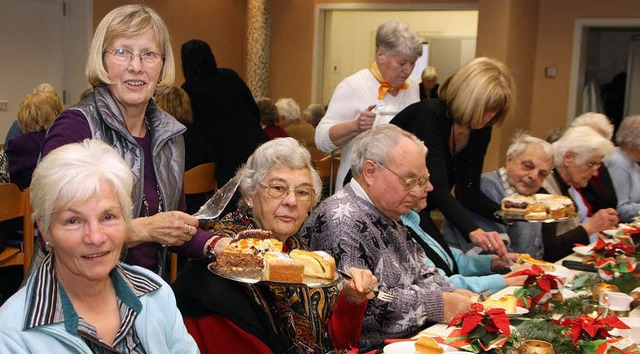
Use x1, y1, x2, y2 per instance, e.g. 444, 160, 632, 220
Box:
496, 193, 576, 223
208, 229, 340, 288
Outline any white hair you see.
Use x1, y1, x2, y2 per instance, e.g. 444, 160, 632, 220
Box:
30, 139, 134, 235
552, 126, 614, 166
375, 21, 423, 58
570, 112, 614, 140
615, 115, 640, 149
275, 97, 301, 124
506, 132, 553, 161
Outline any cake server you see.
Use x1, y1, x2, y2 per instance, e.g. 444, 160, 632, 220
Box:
193, 174, 241, 221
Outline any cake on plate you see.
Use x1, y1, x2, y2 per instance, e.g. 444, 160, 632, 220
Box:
415, 336, 444, 354
263, 251, 304, 283
289, 249, 336, 280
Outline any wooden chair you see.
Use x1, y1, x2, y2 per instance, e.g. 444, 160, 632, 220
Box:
315, 150, 340, 196
170, 163, 217, 282
0, 183, 34, 276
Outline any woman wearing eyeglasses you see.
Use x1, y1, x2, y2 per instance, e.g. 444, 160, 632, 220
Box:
38, 5, 216, 277
540, 126, 618, 262
173, 137, 377, 354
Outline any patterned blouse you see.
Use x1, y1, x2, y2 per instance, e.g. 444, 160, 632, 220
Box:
208, 209, 340, 353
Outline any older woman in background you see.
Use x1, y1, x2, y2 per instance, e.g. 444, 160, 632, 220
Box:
40, 4, 212, 277
5, 91, 63, 190
605, 115, 640, 222
315, 21, 422, 190
257, 96, 288, 140
391, 57, 516, 257
419, 65, 439, 100
173, 137, 376, 354
304, 103, 326, 128
542, 126, 618, 261
0, 139, 198, 353
277, 97, 326, 160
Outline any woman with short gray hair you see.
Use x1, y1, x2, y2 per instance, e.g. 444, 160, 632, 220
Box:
316, 21, 422, 190
605, 115, 640, 222
542, 125, 618, 261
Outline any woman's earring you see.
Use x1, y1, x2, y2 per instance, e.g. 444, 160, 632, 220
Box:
45, 241, 53, 252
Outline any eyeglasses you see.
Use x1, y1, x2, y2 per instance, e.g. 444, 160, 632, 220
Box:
259, 182, 315, 202
373, 161, 430, 190
585, 161, 603, 170
104, 48, 164, 65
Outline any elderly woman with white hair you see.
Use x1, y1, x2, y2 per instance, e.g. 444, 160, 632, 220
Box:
568, 112, 618, 215
541, 126, 618, 261
0, 139, 197, 353
315, 21, 422, 190
277, 97, 326, 160
605, 115, 640, 222
173, 137, 376, 354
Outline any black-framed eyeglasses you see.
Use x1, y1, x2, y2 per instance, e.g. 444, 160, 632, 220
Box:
585, 161, 603, 170
373, 161, 430, 190
258, 182, 315, 202
103, 48, 165, 65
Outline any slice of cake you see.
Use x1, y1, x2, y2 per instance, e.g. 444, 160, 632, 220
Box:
216, 230, 284, 277
501, 194, 534, 218
544, 200, 565, 219
263, 252, 304, 283
289, 250, 336, 280
481, 294, 517, 313
516, 253, 556, 272
415, 336, 444, 354
524, 203, 548, 220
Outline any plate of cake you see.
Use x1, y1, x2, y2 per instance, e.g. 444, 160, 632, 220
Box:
209, 229, 340, 288
496, 193, 576, 223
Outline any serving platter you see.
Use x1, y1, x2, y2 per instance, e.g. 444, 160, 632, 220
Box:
208, 262, 341, 288
494, 210, 575, 223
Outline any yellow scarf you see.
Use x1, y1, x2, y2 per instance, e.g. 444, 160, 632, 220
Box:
369, 62, 409, 99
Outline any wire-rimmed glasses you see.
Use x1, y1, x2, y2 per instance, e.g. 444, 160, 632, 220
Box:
258, 182, 315, 202
373, 161, 430, 190
103, 48, 164, 65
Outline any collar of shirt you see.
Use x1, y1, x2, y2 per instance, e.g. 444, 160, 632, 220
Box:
23, 253, 162, 332
497, 167, 517, 196
349, 177, 375, 206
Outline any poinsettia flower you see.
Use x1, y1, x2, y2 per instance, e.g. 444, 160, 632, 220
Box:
553, 315, 631, 343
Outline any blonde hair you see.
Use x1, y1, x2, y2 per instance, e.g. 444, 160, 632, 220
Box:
17, 91, 63, 133
154, 86, 193, 125
439, 57, 515, 128
421, 66, 438, 81
86, 4, 175, 95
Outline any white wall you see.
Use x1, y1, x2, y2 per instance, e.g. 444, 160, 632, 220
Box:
0, 0, 91, 145
321, 10, 478, 104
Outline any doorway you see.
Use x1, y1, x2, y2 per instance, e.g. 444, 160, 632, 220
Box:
568, 19, 640, 133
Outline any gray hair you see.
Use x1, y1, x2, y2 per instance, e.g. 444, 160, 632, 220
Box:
303, 103, 326, 127
376, 21, 423, 58
30, 139, 134, 237
615, 115, 640, 149
506, 132, 553, 161
570, 112, 614, 141
552, 126, 615, 166
275, 97, 301, 124
237, 137, 322, 209
351, 124, 427, 177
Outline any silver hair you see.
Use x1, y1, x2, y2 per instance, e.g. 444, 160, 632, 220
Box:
615, 115, 640, 149
236, 137, 322, 209
506, 131, 553, 161
275, 97, 301, 124
570, 112, 614, 140
351, 124, 427, 176
552, 126, 615, 166
375, 21, 423, 58
303, 103, 326, 127
30, 139, 134, 237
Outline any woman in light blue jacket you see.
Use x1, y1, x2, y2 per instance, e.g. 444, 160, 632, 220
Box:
0, 139, 198, 353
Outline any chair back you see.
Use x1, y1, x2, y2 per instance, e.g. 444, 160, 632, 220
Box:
315, 150, 340, 196
0, 183, 34, 276
184, 163, 216, 195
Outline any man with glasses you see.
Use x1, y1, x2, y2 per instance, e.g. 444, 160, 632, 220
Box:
300, 125, 473, 351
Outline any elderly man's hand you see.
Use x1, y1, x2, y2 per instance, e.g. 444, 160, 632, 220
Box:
128, 211, 198, 247
442, 291, 472, 323
469, 228, 508, 257
342, 267, 378, 303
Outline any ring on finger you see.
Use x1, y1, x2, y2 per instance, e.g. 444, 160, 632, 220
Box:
186, 224, 192, 234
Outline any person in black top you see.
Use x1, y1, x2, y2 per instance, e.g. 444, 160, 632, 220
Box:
392, 57, 516, 257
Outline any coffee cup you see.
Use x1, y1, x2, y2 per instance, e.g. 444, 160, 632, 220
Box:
518, 339, 554, 354
592, 283, 619, 301
599, 291, 633, 312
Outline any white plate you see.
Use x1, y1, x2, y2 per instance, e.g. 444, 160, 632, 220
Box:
572, 245, 594, 256
383, 340, 463, 353
602, 229, 619, 237
547, 264, 570, 279
507, 306, 529, 317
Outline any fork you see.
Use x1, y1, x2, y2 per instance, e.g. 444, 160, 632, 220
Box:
337, 270, 394, 302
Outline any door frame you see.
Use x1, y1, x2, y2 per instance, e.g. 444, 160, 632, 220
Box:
567, 18, 640, 123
